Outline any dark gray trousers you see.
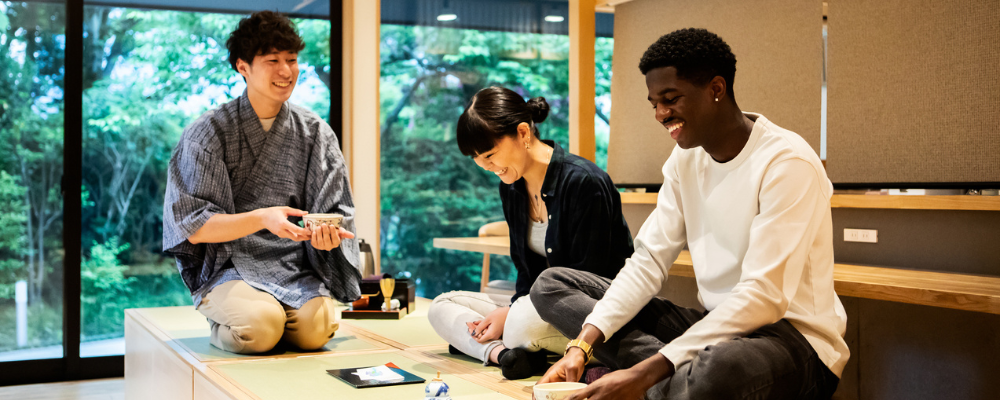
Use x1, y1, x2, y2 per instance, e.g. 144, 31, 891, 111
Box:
530, 267, 840, 400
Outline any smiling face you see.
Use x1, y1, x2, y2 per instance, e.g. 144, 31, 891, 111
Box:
472, 134, 530, 185
646, 66, 718, 149
237, 49, 299, 111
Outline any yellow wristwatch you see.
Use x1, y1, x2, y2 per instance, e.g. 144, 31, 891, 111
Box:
565, 339, 594, 365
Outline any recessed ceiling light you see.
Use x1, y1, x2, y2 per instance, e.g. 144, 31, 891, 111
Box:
544, 15, 565, 23
437, 14, 458, 21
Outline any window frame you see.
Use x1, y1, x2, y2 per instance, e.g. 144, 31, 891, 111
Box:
0, 0, 342, 385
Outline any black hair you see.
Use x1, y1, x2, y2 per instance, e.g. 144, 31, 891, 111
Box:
226, 11, 306, 71
639, 28, 737, 97
456, 86, 550, 157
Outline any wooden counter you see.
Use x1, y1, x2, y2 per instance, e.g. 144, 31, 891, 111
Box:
433, 237, 1000, 315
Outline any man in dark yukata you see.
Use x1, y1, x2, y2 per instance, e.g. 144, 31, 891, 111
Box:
162, 11, 361, 354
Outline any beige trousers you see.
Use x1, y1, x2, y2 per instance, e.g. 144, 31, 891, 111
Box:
198, 280, 339, 354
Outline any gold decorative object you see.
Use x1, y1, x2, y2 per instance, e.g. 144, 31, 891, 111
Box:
379, 276, 395, 311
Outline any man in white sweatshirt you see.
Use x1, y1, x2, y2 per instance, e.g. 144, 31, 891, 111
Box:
532, 28, 848, 400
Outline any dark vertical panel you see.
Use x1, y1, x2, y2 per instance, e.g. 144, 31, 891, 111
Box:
857, 299, 1000, 400
64, 0, 84, 378
330, 0, 343, 144
832, 296, 860, 400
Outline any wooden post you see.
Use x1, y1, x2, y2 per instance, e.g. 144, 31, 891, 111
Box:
569, 0, 596, 161
343, 0, 382, 272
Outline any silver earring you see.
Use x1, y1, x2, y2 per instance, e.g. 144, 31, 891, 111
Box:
715, 98, 719, 102
525, 142, 530, 150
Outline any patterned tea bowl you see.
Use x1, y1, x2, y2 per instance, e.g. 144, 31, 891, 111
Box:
302, 213, 344, 231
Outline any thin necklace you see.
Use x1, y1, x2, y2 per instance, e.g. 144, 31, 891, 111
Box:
528, 145, 553, 223
530, 193, 544, 223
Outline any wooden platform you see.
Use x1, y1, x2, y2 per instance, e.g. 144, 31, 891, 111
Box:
433, 238, 1000, 315
124, 298, 535, 400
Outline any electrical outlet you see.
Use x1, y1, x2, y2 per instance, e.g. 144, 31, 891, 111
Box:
844, 228, 878, 243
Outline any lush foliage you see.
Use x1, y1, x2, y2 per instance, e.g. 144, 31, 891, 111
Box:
0, 2, 67, 351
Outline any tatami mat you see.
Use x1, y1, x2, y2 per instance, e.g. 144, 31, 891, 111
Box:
134, 306, 391, 362
210, 350, 518, 399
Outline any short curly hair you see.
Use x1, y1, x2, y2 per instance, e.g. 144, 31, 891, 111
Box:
639, 28, 737, 97
226, 11, 306, 71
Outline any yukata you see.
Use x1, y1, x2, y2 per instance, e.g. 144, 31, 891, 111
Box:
163, 91, 361, 353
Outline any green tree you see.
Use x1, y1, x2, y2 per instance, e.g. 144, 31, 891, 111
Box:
0, 171, 28, 299
0, 2, 65, 305
80, 238, 134, 339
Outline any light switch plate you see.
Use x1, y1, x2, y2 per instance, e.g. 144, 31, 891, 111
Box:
844, 228, 878, 243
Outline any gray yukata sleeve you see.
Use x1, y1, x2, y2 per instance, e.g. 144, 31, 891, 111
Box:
304, 123, 362, 303
162, 130, 234, 292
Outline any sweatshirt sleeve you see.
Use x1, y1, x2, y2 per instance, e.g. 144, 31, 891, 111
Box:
583, 154, 687, 339
657, 158, 829, 371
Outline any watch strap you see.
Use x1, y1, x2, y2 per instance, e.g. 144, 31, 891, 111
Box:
565, 338, 594, 364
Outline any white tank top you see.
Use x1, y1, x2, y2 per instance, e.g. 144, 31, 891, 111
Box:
527, 218, 548, 257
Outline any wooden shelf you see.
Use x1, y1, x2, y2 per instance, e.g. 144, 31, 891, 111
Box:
433, 237, 1000, 315
620, 192, 657, 204
666, 252, 1000, 315
621, 193, 1000, 211
830, 195, 1000, 211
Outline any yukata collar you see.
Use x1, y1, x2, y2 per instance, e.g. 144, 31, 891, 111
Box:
237, 90, 290, 137
231, 91, 290, 203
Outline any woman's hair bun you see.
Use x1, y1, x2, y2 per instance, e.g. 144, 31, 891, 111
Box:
527, 97, 550, 124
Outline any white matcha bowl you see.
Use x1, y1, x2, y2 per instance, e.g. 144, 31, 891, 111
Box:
533, 382, 587, 400
302, 213, 344, 231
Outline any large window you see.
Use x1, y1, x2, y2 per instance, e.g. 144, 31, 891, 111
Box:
0, 1, 65, 362
378, 4, 614, 298
78, 7, 331, 357
1, 0, 335, 383
2, 1, 332, 364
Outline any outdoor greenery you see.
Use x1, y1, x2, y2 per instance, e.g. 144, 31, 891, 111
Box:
0, 1, 67, 352
0, 2, 612, 354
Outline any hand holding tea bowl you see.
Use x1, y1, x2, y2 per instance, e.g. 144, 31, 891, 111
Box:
302, 213, 354, 251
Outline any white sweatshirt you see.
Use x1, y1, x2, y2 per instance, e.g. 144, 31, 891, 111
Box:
585, 113, 849, 377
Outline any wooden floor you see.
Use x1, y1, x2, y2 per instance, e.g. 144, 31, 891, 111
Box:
0, 378, 123, 400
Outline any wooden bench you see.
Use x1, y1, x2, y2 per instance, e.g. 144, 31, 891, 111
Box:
124, 298, 537, 400
432, 237, 1000, 315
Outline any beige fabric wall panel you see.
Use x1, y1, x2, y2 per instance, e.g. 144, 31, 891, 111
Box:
608, 0, 823, 185
827, 0, 1000, 184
